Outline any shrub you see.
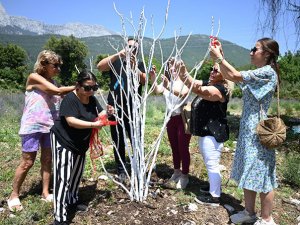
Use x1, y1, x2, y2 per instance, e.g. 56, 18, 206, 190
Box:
282, 153, 300, 187
231, 87, 242, 98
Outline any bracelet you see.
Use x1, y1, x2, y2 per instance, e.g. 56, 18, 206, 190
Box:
216, 57, 225, 64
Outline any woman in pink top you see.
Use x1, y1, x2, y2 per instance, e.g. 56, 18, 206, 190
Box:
7, 50, 75, 212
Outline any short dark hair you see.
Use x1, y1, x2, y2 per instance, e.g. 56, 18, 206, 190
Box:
77, 70, 97, 86
128, 37, 137, 42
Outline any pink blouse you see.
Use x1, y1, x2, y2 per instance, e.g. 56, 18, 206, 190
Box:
19, 88, 61, 135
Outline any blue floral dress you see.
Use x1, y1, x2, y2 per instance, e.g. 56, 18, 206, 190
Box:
231, 65, 278, 193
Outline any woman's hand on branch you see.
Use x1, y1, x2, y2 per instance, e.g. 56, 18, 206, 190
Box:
130, 55, 137, 68
210, 40, 224, 61
118, 49, 126, 58
161, 75, 170, 89
171, 60, 188, 80
149, 65, 157, 81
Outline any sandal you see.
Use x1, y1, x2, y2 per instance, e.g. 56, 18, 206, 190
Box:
41, 194, 53, 203
7, 198, 23, 212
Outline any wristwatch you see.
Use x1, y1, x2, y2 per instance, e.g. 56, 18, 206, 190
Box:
216, 57, 224, 64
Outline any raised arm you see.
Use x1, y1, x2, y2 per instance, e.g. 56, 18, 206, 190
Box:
210, 42, 243, 83
175, 61, 204, 94
26, 73, 75, 96
149, 65, 164, 94
97, 50, 125, 72
180, 72, 224, 101
177, 61, 224, 102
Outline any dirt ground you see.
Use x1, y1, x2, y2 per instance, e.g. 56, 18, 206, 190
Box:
1, 114, 299, 224
1, 146, 299, 224
65, 147, 300, 225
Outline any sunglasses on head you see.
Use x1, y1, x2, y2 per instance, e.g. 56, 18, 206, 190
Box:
81, 84, 99, 92
250, 46, 262, 53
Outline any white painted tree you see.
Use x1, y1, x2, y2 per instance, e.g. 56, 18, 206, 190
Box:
97, 1, 220, 201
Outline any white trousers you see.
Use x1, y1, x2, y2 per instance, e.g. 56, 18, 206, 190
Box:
198, 136, 223, 197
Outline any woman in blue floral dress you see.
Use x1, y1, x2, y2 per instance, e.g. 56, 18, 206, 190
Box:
210, 38, 280, 225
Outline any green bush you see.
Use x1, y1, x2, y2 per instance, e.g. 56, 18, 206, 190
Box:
231, 87, 242, 98
282, 153, 300, 187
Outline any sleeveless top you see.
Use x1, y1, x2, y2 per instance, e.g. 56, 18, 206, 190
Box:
19, 82, 61, 135
163, 79, 188, 116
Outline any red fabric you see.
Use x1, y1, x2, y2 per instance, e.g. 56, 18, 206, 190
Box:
209, 36, 219, 48
89, 115, 117, 174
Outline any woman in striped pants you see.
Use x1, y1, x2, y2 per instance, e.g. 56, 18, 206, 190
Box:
50, 70, 114, 225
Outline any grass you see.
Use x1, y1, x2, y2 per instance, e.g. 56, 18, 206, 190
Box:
281, 153, 300, 186
0, 92, 299, 224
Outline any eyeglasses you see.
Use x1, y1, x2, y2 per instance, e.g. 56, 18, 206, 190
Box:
81, 85, 99, 92
250, 47, 263, 54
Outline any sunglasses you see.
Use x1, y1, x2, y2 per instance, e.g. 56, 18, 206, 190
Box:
81, 85, 99, 92
48, 63, 61, 68
250, 46, 263, 53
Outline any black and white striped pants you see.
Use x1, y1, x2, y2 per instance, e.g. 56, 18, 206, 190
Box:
50, 132, 86, 222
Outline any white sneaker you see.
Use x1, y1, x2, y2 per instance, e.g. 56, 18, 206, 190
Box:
169, 172, 182, 183
176, 175, 189, 189
254, 217, 277, 225
230, 209, 257, 224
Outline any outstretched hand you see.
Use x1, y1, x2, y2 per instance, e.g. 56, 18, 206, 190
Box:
118, 49, 126, 58
93, 106, 117, 128
168, 58, 188, 80
210, 36, 220, 48
161, 75, 170, 88
209, 38, 224, 61
149, 65, 157, 80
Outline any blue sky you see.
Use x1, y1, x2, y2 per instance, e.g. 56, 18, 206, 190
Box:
1, 0, 298, 54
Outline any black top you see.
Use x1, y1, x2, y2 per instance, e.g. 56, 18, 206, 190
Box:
107, 59, 145, 111
190, 81, 229, 142
51, 92, 103, 155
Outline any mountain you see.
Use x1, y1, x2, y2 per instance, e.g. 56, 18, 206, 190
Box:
0, 34, 250, 68
0, 3, 250, 67
0, 3, 116, 38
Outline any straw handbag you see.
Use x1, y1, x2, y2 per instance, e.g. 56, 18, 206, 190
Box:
256, 80, 286, 149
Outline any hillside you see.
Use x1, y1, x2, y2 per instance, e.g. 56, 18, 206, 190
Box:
0, 34, 250, 68
0, 3, 250, 68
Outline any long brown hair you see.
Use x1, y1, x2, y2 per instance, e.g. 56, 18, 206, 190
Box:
258, 38, 280, 81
